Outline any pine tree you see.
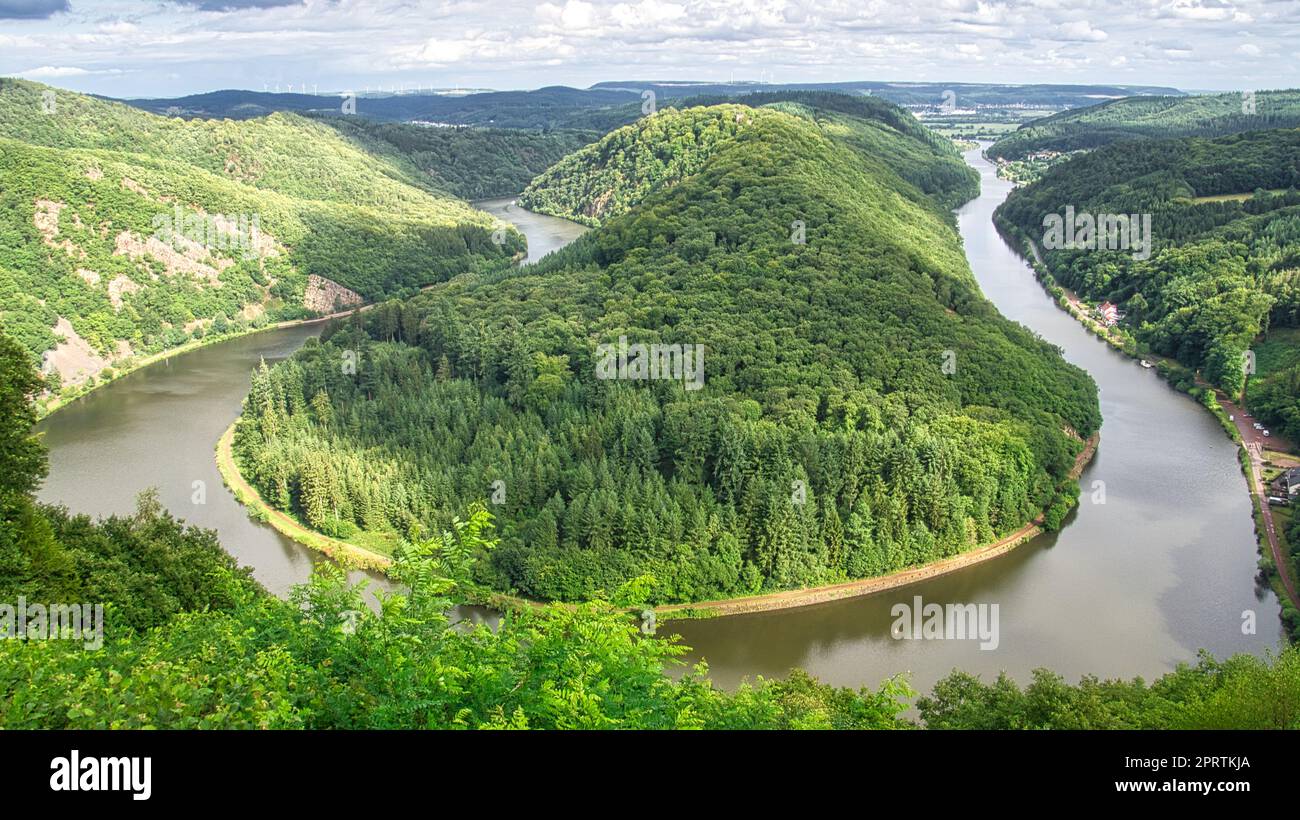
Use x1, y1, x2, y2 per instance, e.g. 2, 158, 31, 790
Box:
310, 388, 333, 427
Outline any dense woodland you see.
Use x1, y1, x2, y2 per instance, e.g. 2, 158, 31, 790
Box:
520, 92, 979, 226
320, 117, 596, 200
997, 128, 1300, 408
989, 89, 1300, 161
0, 330, 906, 728
0, 79, 524, 385
4, 73, 1298, 729
1247, 329, 1300, 448
234, 100, 1098, 604
0, 331, 1294, 728
676, 92, 981, 210
519, 104, 756, 226
916, 650, 1300, 728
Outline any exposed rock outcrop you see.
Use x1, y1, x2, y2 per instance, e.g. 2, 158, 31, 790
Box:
303, 274, 363, 314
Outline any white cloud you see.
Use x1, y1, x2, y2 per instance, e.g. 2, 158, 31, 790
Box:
96, 20, 140, 35
0, 0, 1295, 96
15, 65, 90, 77
1056, 21, 1108, 42
0, 33, 40, 48
610, 0, 688, 28
416, 38, 473, 64
560, 0, 596, 29
1160, 0, 1238, 22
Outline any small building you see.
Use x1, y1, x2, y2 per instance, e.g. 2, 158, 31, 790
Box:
1270, 467, 1300, 499
1097, 301, 1119, 326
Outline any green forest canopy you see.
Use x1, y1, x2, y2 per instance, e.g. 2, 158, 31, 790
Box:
996, 128, 1300, 402
233, 100, 1099, 605
519, 91, 979, 227
318, 116, 597, 200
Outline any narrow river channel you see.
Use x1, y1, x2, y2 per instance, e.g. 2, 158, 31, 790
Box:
35, 155, 1285, 694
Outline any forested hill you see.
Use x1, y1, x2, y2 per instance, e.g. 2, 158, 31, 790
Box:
118, 81, 1183, 126
318, 117, 597, 200
520, 93, 978, 226
594, 80, 1183, 107
0, 79, 523, 398
995, 127, 1300, 402
988, 89, 1300, 160
518, 105, 755, 226
234, 102, 1099, 605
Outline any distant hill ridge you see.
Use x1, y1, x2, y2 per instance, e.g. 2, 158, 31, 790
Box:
989, 88, 1300, 160
593, 80, 1184, 107
113, 80, 1185, 129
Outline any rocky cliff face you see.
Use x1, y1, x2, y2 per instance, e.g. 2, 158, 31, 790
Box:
303, 274, 364, 314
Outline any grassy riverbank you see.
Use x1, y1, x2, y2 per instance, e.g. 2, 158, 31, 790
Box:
216, 422, 392, 573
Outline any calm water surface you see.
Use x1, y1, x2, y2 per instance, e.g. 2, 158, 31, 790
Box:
37, 324, 340, 596
36, 168, 1283, 692
475, 196, 589, 264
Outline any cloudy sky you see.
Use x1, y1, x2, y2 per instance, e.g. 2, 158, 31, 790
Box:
0, 0, 1295, 97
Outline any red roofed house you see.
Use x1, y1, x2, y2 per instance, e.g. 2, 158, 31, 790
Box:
1097, 301, 1119, 326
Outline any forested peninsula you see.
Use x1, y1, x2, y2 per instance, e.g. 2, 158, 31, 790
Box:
230, 98, 1100, 605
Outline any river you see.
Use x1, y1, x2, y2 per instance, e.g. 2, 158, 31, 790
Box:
37, 323, 339, 597
660, 146, 1284, 691
475, 196, 589, 263
35, 155, 1286, 694
34, 199, 585, 599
